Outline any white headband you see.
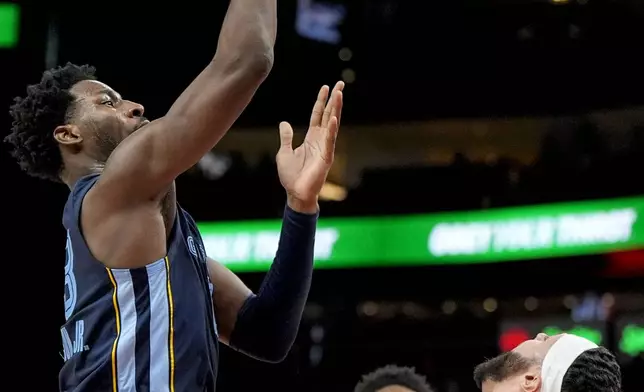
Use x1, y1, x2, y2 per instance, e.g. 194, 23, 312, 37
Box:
541, 334, 598, 392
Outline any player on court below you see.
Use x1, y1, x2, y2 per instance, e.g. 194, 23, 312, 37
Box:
354, 365, 435, 392
5, 0, 345, 389
473, 333, 622, 392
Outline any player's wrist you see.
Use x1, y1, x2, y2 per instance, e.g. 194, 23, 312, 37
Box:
286, 195, 319, 215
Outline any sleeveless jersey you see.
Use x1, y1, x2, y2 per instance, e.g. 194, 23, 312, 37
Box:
59, 174, 219, 392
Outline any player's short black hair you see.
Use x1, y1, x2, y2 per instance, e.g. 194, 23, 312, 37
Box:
559, 347, 621, 392
473, 347, 621, 392
354, 365, 435, 392
5, 62, 96, 182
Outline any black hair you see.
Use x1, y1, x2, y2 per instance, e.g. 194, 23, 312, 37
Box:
5, 62, 96, 182
473, 347, 621, 392
354, 365, 435, 392
560, 347, 621, 392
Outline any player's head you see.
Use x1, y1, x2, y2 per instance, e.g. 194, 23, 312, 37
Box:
6, 62, 147, 182
473, 333, 621, 392
354, 365, 435, 392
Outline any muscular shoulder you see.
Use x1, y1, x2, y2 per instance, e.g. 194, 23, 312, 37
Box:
80, 179, 174, 269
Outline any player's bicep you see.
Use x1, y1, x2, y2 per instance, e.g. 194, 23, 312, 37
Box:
96, 59, 270, 205
206, 256, 253, 344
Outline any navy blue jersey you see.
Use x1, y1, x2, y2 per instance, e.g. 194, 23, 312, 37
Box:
60, 174, 219, 392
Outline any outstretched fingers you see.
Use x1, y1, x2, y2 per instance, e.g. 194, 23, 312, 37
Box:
278, 121, 294, 153
309, 85, 330, 128
322, 81, 345, 128
323, 116, 339, 163
330, 89, 343, 128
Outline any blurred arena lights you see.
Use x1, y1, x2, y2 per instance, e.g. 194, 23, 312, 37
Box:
562, 295, 577, 310
483, 298, 498, 313
295, 0, 346, 45
319, 182, 347, 201
441, 300, 457, 315
0, 2, 20, 49
338, 47, 352, 61
197, 152, 232, 180
499, 328, 531, 352
601, 293, 616, 309
341, 68, 355, 84
524, 297, 539, 312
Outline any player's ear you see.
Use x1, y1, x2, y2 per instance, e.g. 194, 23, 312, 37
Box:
520, 370, 541, 392
54, 125, 83, 146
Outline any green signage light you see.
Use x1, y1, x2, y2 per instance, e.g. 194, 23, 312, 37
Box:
198, 196, 644, 272
0, 3, 19, 49
619, 324, 643, 357
542, 325, 603, 345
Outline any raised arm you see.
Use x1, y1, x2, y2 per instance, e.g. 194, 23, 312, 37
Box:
207, 82, 344, 362
95, 0, 276, 204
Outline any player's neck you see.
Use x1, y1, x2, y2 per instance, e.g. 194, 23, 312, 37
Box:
61, 152, 106, 189
61, 166, 104, 190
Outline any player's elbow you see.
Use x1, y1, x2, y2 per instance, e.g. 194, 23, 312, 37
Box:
250, 341, 293, 364
245, 50, 274, 78
212, 45, 274, 81
230, 325, 297, 363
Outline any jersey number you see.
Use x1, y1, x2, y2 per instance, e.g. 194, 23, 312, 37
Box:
62, 231, 87, 361
64, 231, 77, 321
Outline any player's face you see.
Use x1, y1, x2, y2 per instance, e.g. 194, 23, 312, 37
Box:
67, 79, 148, 161
480, 333, 564, 392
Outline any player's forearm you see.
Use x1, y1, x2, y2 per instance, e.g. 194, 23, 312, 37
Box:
228, 205, 317, 363
213, 0, 277, 70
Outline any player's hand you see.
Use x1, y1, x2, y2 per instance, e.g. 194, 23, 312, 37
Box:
276, 81, 344, 214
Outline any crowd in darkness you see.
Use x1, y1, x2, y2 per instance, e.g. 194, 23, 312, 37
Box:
179, 119, 644, 221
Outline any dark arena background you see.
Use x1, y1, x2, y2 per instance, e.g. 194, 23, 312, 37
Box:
2, 0, 644, 390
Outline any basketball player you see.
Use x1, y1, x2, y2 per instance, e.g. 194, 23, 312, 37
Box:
354, 365, 435, 392
473, 333, 622, 392
5, 1, 344, 391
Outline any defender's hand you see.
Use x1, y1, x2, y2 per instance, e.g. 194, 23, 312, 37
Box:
276, 82, 344, 214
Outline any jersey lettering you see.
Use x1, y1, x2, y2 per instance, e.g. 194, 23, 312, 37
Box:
61, 320, 88, 361
188, 236, 198, 256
